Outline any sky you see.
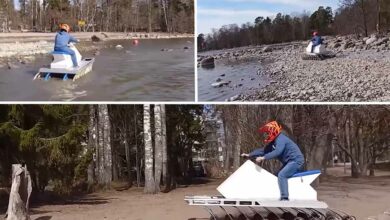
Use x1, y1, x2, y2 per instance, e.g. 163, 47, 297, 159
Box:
13, 0, 19, 10
197, 0, 340, 34
13, 0, 43, 10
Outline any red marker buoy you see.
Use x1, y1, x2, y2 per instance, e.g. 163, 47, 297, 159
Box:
132, 39, 139, 46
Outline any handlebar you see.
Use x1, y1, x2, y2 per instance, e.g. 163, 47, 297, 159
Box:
241, 154, 265, 165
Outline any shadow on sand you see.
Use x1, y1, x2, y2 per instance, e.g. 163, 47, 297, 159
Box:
34, 216, 52, 220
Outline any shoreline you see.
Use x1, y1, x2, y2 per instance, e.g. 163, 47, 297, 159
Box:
0, 32, 193, 43
0, 32, 193, 67
0, 32, 193, 60
198, 34, 390, 102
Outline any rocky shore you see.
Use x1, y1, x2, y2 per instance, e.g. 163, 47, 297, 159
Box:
198, 34, 390, 102
0, 32, 192, 57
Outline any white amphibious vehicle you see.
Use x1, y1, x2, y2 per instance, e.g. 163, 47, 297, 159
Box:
306, 42, 327, 56
302, 41, 336, 61
185, 160, 355, 220
34, 43, 95, 81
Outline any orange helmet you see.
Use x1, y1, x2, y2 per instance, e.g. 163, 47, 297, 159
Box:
259, 121, 282, 143
60, 24, 70, 32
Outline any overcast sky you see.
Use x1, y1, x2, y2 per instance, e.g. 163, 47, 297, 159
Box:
197, 0, 340, 34
13, 0, 43, 10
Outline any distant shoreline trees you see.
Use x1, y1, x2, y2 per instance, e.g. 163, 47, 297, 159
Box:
199, 0, 390, 51
0, 0, 194, 33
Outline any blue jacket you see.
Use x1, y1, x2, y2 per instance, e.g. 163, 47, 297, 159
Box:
54, 31, 78, 49
311, 36, 323, 47
249, 133, 304, 166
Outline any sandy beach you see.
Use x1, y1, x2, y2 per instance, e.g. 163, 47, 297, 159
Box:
0, 167, 387, 220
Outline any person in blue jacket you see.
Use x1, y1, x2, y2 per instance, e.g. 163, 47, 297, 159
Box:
241, 121, 304, 201
311, 32, 323, 53
54, 24, 79, 67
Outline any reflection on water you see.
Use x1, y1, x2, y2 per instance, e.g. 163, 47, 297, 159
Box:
0, 38, 194, 101
198, 60, 270, 101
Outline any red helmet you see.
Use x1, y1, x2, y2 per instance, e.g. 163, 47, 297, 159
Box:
259, 121, 282, 143
313, 31, 318, 36
60, 24, 70, 32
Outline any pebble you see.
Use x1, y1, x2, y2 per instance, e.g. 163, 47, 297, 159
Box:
211, 81, 230, 88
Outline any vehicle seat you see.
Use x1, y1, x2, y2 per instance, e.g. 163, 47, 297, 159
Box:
51, 51, 73, 69
291, 170, 321, 178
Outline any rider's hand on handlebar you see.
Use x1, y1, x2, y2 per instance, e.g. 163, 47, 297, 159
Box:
255, 157, 265, 163
241, 153, 250, 158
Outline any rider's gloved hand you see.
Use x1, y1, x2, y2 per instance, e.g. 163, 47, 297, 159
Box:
241, 153, 250, 158
255, 156, 265, 163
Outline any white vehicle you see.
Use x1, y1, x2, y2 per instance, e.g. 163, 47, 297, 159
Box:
185, 160, 355, 220
302, 41, 336, 60
34, 43, 95, 81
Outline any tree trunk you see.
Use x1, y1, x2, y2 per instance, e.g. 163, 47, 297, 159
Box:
346, 115, 360, 178
6, 164, 32, 220
112, 126, 119, 182
224, 128, 232, 172
134, 105, 141, 187
124, 131, 132, 184
88, 105, 97, 184
161, 105, 168, 188
154, 104, 162, 192
143, 104, 155, 193
233, 107, 242, 170
358, 126, 368, 177
148, 0, 152, 33
360, 0, 369, 37
161, 0, 169, 32
96, 105, 112, 187
103, 104, 112, 186
377, 0, 381, 33
280, 106, 294, 136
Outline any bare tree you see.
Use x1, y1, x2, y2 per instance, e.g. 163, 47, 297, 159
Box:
96, 104, 112, 187
87, 105, 97, 184
148, 0, 152, 32
161, 105, 168, 189
154, 104, 163, 192
143, 104, 156, 193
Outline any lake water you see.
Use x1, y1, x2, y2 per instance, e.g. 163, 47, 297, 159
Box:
198, 59, 270, 101
0, 38, 194, 101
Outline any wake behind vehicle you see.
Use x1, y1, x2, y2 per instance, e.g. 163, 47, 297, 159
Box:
185, 160, 355, 220
34, 43, 95, 81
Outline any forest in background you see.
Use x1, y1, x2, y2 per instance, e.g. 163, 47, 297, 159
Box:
0, 105, 389, 207
209, 106, 390, 179
0, 0, 194, 33
198, 0, 390, 50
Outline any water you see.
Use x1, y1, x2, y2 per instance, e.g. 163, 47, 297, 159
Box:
0, 39, 194, 101
198, 59, 270, 101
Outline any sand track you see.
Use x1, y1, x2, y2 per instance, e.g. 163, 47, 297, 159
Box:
2, 168, 387, 220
